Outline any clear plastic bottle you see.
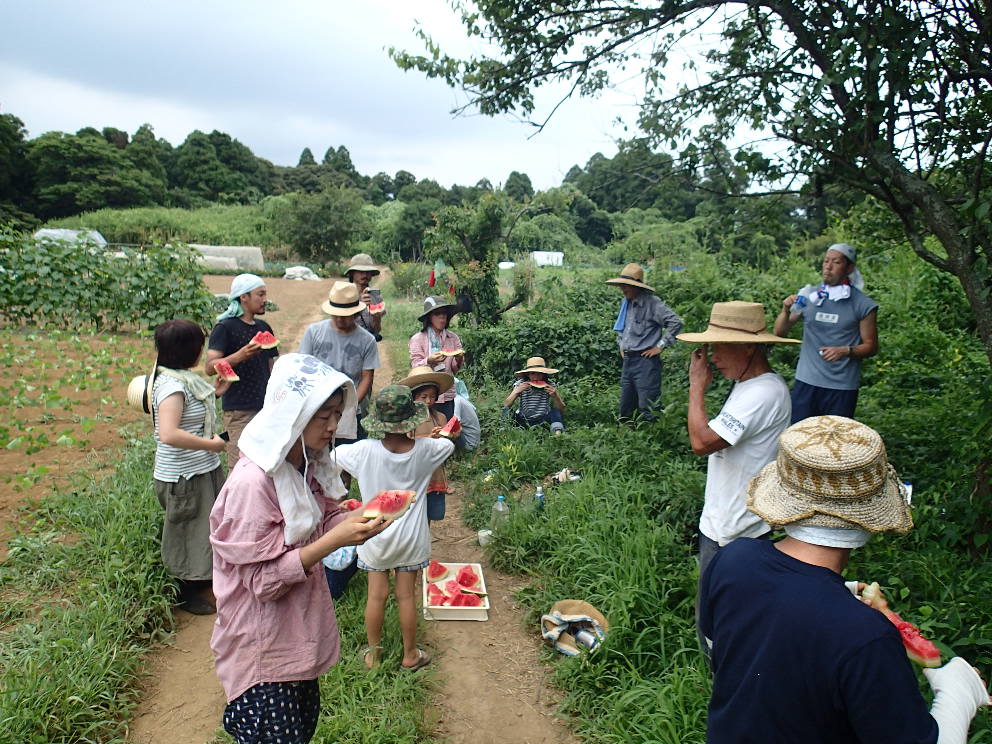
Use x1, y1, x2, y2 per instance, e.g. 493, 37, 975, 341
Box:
490, 493, 510, 530
534, 484, 545, 511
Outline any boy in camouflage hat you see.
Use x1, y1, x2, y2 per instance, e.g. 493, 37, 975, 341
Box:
335, 385, 454, 670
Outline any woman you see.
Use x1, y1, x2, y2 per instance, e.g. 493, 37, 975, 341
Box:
408, 295, 464, 420
152, 319, 228, 615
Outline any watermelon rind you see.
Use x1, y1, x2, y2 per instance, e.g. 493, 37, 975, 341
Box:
251, 330, 279, 349
362, 490, 417, 520
426, 560, 450, 582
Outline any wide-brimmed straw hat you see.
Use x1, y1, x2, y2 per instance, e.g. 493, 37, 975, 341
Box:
321, 281, 367, 316
515, 356, 559, 376
747, 415, 913, 534
418, 295, 459, 323
126, 358, 158, 414
605, 263, 654, 292
398, 365, 454, 395
344, 253, 380, 276
362, 384, 430, 437
677, 301, 800, 344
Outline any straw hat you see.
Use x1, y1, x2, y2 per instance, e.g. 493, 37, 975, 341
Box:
605, 263, 654, 292
126, 359, 158, 414
418, 295, 459, 323
747, 416, 913, 534
398, 365, 454, 395
362, 385, 430, 437
677, 301, 801, 344
515, 356, 559, 376
344, 253, 380, 276
321, 281, 367, 316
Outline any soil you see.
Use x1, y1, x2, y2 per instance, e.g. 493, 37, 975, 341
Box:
126, 275, 576, 743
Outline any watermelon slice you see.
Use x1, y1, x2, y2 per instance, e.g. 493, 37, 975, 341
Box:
442, 579, 463, 598
528, 379, 551, 390
361, 490, 417, 520
426, 560, 450, 582
456, 564, 479, 588
251, 330, 279, 349
862, 582, 941, 667
368, 302, 385, 315
427, 583, 448, 606
340, 498, 361, 512
439, 416, 462, 438
441, 348, 464, 357
450, 592, 484, 607
214, 359, 240, 382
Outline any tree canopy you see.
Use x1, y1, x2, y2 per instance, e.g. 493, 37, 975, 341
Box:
392, 0, 992, 364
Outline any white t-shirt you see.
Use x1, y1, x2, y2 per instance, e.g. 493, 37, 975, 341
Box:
334, 437, 454, 570
699, 372, 791, 546
453, 395, 481, 450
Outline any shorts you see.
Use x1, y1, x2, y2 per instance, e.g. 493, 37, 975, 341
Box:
357, 558, 429, 573
427, 491, 446, 521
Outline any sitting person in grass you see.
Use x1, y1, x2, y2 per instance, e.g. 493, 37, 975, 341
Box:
398, 366, 454, 522
504, 356, 565, 434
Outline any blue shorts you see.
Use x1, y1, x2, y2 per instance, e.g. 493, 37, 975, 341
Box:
357, 558, 428, 573
790, 379, 860, 423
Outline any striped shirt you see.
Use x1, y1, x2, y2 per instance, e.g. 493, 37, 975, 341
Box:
153, 376, 221, 482
514, 380, 552, 420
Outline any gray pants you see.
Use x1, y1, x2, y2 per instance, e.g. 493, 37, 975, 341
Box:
619, 354, 661, 421
154, 466, 224, 581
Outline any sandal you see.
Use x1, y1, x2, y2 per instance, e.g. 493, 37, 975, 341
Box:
361, 645, 382, 669
402, 648, 432, 671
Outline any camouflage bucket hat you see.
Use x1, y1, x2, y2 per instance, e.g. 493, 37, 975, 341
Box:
362, 384, 430, 437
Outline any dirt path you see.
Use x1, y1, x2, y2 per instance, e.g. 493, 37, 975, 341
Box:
128, 274, 573, 744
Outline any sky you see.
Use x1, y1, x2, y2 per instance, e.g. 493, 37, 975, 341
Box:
0, 0, 647, 190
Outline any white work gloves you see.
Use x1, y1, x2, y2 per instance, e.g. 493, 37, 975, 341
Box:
924, 657, 991, 744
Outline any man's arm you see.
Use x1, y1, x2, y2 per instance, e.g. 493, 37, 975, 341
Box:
819, 307, 879, 362
687, 346, 731, 456
355, 369, 374, 404
774, 295, 801, 336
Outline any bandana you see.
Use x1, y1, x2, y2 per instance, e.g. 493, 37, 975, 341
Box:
238, 354, 358, 545
216, 273, 265, 321
613, 299, 629, 332
784, 524, 871, 549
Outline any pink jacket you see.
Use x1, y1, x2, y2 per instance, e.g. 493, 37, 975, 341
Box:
209, 457, 347, 702
408, 329, 464, 404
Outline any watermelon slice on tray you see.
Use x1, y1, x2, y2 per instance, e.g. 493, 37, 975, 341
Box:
455, 564, 486, 594
862, 582, 942, 667
251, 330, 279, 349
426, 560, 450, 582
214, 359, 240, 382
361, 490, 417, 520
427, 583, 449, 607
439, 416, 462, 438
450, 592, 484, 607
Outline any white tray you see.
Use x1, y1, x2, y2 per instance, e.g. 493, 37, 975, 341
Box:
422, 561, 490, 621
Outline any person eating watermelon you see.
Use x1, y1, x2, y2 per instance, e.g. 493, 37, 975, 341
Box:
503, 356, 566, 434
699, 415, 990, 743
398, 366, 456, 522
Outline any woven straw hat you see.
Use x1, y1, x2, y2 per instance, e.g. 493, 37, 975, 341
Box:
677, 301, 800, 344
362, 385, 430, 437
321, 281, 367, 316
418, 295, 459, 323
515, 356, 559, 376
398, 365, 454, 395
747, 416, 912, 534
125, 359, 158, 414
605, 263, 654, 292
345, 253, 380, 276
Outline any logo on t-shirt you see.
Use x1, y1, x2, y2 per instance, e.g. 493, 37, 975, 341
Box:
814, 311, 839, 324
715, 411, 745, 439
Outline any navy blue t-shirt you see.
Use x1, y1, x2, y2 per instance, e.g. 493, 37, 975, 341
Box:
207, 317, 279, 412
699, 539, 937, 744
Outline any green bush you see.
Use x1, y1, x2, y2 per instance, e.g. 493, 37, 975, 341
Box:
389, 261, 431, 300
0, 230, 214, 330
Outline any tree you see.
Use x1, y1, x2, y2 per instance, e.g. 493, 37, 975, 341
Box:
298, 147, 316, 167
273, 185, 369, 263
393, 0, 992, 367
504, 170, 534, 202
0, 113, 31, 207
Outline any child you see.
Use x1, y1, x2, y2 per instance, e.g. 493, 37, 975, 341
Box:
335, 385, 455, 670
504, 356, 566, 434
399, 365, 455, 522
209, 354, 389, 744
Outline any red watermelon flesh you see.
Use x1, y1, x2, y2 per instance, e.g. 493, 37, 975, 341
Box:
439, 416, 462, 438
368, 302, 385, 314
442, 579, 463, 598
361, 490, 417, 520
441, 348, 464, 356
455, 565, 484, 594
427, 583, 448, 607
426, 560, 450, 582
251, 330, 279, 349
214, 359, 240, 382
450, 592, 483, 607
340, 499, 361, 512
528, 380, 550, 389
862, 582, 941, 667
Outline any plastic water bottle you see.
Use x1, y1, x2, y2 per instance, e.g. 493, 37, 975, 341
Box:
534, 484, 545, 511
490, 494, 509, 530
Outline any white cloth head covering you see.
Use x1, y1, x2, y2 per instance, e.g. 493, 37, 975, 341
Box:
827, 243, 865, 291
217, 273, 266, 321
238, 353, 357, 545
783, 524, 871, 549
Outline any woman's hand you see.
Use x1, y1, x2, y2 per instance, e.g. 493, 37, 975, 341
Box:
426, 352, 445, 366
207, 434, 227, 453
214, 377, 232, 396
329, 512, 391, 548
429, 425, 443, 438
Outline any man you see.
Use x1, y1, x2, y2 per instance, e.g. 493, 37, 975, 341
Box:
452, 392, 481, 451
298, 281, 379, 442
206, 274, 279, 465
677, 301, 799, 651
774, 242, 878, 422
344, 252, 384, 342
606, 263, 682, 421
700, 415, 990, 743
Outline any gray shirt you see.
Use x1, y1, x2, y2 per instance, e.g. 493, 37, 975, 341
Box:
617, 292, 683, 352
795, 288, 877, 390
453, 395, 481, 451
298, 322, 380, 405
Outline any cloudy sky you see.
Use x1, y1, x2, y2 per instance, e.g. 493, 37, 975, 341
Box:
1, 0, 648, 190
